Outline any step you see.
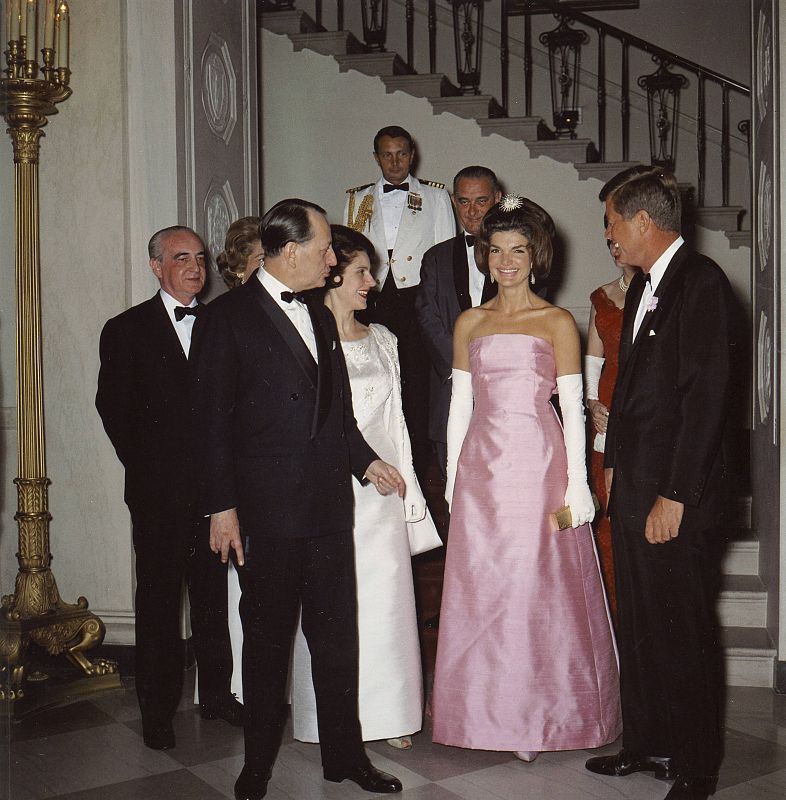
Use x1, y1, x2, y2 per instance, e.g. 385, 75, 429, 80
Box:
430, 94, 505, 120
334, 51, 412, 77
290, 30, 365, 57
722, 626, 775, 688
722, 534, 759, 576
260, 9, 319, 36
382, 73, 460, 98
695, 205, 744, 233
575, 160, 644, 182
477, 116, 553, 143
527, 138, 598, 165
726, 230, 752, 249
718, 574, 768, 628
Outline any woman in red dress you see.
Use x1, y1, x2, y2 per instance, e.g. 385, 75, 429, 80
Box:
585, 241, 638, 621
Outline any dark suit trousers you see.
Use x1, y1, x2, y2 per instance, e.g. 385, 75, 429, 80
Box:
132, 513, 233, 732
611, 516, 724, 777
368, 273, 430, 473
236, 531, 365, 773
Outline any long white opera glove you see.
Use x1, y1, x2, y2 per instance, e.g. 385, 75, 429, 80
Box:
584, 355, 604, 402
445, 368, 473, 511
556, 373, 595, 527
584, 354, 607, 453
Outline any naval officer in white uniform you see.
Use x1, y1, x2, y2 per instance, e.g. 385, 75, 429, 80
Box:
345, 125, 455, 473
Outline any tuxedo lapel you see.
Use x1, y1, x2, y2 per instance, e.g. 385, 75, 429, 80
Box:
248, 279, 318, 388
481, 272, 497, 304
452, 235, 471, 311
629, 243, 690, 351
309, 303, 333, 439
150, 295, 189, 376
616, 272, 646, 378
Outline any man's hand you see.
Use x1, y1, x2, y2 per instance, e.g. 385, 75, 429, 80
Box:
645, 495, 684, 544
587, 399, 609, 435
365, 459, 406, 497
210, 507, 244, 565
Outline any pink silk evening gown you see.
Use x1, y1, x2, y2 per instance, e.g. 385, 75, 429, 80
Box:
432, 334, 621, 752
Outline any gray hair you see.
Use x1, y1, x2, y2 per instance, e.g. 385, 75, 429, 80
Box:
147, 225, 199, 261
453, 165, 501, 195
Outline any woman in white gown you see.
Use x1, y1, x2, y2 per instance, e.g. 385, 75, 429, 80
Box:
290, 224, 441, 750
224, 225, 441, 743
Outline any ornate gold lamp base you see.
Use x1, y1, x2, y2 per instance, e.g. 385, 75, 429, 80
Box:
1, 24, 121, 719
0, 479, 120, 719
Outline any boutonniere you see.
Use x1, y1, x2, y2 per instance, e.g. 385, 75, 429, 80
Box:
645, 295, 659, 312
407, 192, 422, 213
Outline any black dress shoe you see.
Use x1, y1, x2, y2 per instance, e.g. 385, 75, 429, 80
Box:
234, 766, 271, 800
664, 775, 717, 799
585, 750, 675, 781
143, 724, 175, 750
324, 762, 402, 793
200, 695, 245, 726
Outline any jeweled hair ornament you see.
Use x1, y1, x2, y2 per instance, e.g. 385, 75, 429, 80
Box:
499, 194, 523, 212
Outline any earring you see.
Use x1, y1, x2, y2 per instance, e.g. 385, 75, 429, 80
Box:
490, 274, 495, 284
529, 272, 535, 285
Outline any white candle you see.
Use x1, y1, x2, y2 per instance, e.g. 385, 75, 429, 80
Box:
25, 0, 36, 55
43, 0, 55, 49
56, 0, 67, 69
10, 0, 21, 42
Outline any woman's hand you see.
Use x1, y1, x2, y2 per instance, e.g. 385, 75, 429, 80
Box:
365, 460, 406, 497
587, 398, 609, 435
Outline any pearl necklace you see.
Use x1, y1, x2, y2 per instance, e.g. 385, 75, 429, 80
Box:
618, 274, 630, 293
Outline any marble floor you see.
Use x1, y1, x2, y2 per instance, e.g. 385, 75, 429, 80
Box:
4, 668, 786, 800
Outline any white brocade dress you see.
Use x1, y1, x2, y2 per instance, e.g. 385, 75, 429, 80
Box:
291, 323, 434, 742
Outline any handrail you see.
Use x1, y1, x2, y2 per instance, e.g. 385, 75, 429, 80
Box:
263, 0, 751, 214
502, 0, 750, 208
510, 0, 748, 95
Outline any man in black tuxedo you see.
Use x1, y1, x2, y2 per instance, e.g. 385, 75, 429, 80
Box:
193, 199, 405, 800
584, 167, 734, 800
415, 166, 501, 475
96, 226, 240, 751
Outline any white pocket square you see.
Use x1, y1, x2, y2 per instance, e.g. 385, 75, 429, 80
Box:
648, 329, 656, 336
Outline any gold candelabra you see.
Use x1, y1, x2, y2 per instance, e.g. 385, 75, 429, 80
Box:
0, 0, 118, 718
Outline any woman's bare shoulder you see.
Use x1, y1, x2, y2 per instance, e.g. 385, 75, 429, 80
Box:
541, 305, 578, 334
455, 306, 485, 330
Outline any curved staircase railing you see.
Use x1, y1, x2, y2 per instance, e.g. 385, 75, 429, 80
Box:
261, 0, 750, 216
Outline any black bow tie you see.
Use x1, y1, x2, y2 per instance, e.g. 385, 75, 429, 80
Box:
383, 183, 409, 193
174, 305, 199, 321
281, 290, 307, 304
465, 234, 476, 247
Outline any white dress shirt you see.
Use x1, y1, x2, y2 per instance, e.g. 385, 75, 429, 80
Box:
159, 289, 198, 357
465, 234, 486, 308
378, 174, 411, 251
257, 267, 318, 361
631, 235, 684, 341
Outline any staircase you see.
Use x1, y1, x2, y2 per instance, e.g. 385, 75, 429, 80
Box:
260, 6, 771, 688
262, 5, 750, 251
720, 498, 775, 687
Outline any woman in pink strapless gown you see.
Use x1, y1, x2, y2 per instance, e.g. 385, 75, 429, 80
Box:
432, 197, 621, 757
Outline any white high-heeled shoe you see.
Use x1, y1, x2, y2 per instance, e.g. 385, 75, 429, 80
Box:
387, 736, 412, 750
515, 750, 539, 762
